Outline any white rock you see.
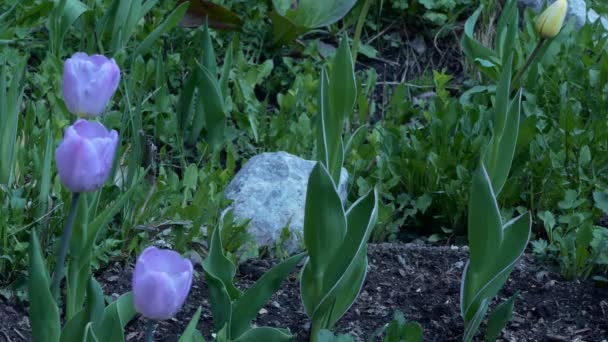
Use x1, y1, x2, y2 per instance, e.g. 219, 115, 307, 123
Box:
224, 151, 348, 253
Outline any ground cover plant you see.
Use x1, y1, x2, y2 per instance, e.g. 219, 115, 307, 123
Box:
1, 0, 608, 341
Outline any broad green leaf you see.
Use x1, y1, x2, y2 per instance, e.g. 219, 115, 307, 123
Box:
202, 226, 241, 300
28, 231, 61, 342
495, 0, 519, 63
484, 89, 522, 196
50, 0, 88, 53
493, 53, 514, 136
463, 212, 530, 321
83, 323, 99, 342
231, 252, 306, 338
199, 22, 218, 78
230, 327, 292, 342
94, 292, 137, 342
60, 277, 105, 342
463, 298, 488, 342
133, 2, 189, 57
272, 0, 356, 28
179, 306, 205, 342
204, 272, 233, 333
403, 322, 424, 342
485, 294, 517, 341
268, 10, 306, 46
178, 70, 198, 136
302, 163, 346, 283
304, 189, 377, 332
329, 37, 356, 122
467, 164, 502, 273
315, 68, 343, 184
219, 40, 234, 101
191, 63, 225, 147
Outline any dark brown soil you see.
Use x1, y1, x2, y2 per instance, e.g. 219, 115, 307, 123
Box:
2, 243, 608, 341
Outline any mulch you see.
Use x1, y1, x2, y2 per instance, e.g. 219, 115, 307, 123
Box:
1, 243, 607, 341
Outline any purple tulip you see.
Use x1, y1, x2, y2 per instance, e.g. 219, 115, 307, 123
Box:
63, 52, 121, 117
55, 119, 118, 193
133, 247, 193, 320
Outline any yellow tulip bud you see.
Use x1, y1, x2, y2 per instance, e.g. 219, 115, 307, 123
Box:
535, 0, 568, 38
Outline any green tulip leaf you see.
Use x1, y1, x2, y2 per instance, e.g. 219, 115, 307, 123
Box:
485, 293, 517, 341
83, 322, 100, 342
230, 327, 292, 342
133, 1, 189, 58
179, 306, 206, 342
463, 298, 489, 342
94, 292, 137, 342
231, 252, 306, 338
203, 226, 241, 299
316, 68, 344, 184
484, 89, 522, 196
28, 231, 61, 342
301, 163, 346, 316
465, 164, 503, 279
193, 62, 226, 148
329, 36, 356, 122
60, 277, 105, 342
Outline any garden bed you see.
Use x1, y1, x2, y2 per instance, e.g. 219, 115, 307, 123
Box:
2, 243, 607, 341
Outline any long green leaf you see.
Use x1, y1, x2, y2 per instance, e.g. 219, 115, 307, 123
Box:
203, 225, 241, 300
230, 327, 292, 342
133, 2, 189, 57
463, 298, 488, 342
204, 272, 233, 333
94, 292, 137, 342
329, 36, 356, 122
28, 231, 61, 342
231, 252, 306, 338
484, 89, 522, 196
179, 306, 206, 342
315, 68, 343, 184
302, 163, 346, 292
485, 294, 517, 341
191, 63, 225, 147
60, 277, 105, 342
466, 164, 503, 274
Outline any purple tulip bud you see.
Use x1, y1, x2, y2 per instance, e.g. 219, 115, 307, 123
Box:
63, 52, 121, 117
133, 247, 193, 320
55, 119, 119, 193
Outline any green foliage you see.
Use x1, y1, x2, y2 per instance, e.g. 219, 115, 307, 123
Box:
374, 311, 424, 342
301, 37, 379, 340
202, 224, 305, 340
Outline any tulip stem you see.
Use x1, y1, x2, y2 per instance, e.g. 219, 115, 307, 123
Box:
512, 39, 546, 90
144, 320, 156, 342
50, 192, 80, 303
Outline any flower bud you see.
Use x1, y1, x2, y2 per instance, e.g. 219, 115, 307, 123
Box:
535, 0, 568, 38
133, 247, 193, 320
63, 52, 121, 117
55, 119, 118, 193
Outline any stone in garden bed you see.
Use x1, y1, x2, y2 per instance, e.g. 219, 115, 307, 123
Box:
223, 151, 349, 254
2, 243, 607, 341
